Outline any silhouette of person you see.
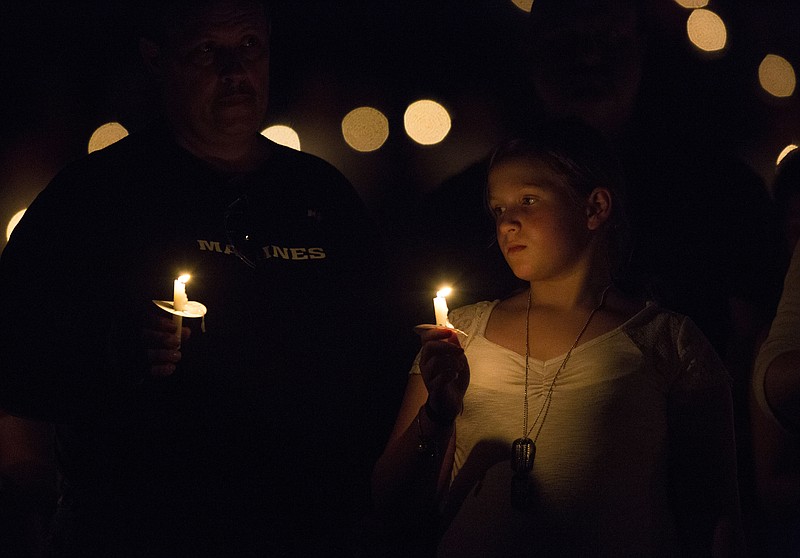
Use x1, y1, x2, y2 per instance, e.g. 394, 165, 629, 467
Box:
749, 148, 800, 557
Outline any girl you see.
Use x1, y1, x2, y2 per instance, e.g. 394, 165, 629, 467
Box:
371, 121, 744, 557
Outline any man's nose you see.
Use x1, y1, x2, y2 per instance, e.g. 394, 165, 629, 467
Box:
217, 48, 247, 76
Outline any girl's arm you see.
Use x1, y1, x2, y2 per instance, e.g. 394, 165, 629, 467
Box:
372, 374, 455, 515
371, 327, 468, 546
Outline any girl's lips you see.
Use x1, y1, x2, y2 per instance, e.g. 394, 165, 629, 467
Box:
506, 244, 525, 254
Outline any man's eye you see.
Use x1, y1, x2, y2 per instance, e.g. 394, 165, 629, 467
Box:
240, 36, 267, 60
189, 43, 215, 66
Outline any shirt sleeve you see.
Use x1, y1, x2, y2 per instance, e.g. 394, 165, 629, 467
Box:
0, 163, 144, 424
753, 240, 800, 429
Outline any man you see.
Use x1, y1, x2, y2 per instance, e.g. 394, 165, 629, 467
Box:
0, 1, 387, 555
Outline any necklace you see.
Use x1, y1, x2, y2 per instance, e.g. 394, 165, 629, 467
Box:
510, 285, 611, 509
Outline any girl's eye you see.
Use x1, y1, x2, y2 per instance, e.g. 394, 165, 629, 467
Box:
492, 206, 505, 218
521, 196, 537, 206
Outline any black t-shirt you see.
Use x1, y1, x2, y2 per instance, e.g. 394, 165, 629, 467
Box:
0, 122, 389, 555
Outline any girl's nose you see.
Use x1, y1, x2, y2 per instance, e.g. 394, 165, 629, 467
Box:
497, 209, 521, 233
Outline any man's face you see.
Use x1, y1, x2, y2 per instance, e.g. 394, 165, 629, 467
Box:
151, 0, 271, 145
527, 0, 643, 135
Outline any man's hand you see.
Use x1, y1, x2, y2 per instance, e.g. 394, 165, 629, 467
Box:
141, 314, 190, 377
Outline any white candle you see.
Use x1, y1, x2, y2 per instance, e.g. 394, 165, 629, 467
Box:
433, 287, 452, 327
173, 274, 190, 348
173, 274, 190, 312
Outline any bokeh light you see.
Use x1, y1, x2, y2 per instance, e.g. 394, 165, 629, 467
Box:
87, 122, 129, 153
777, 144, 798, 166
673, 0, 708, 8
759, 54, 796, 98
686, 9, 727, 53
261, 125, 301, 150
341, 107, 389, 152
510, 0, 533, 13
6, 209, 25, 241
404, 100, 452, 146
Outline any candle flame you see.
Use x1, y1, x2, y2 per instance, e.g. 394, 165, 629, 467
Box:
437, 287, 452, 298
177, 274, 190, 284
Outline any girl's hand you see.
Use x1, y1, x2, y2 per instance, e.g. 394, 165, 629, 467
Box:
418, 328, 469, 423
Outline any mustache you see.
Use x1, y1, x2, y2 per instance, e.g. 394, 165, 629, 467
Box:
218, 81, 257, 98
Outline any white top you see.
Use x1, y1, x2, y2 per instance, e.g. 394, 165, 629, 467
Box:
754, 240, 800, 432
410, 300, 732, 557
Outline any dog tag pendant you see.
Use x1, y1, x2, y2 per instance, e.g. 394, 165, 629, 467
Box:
511, 437, 536, 475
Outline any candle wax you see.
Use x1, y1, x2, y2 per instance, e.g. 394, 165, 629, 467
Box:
174, 279, 188, 312
433, 294, 450, 327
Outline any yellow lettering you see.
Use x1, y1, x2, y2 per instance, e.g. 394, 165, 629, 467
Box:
290, 248, 308, 260
197, 240, 222, 252
308, 247, 326, 259
272, 246, 290, 259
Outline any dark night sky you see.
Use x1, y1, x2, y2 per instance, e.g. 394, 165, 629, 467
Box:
1, 0, 799, 242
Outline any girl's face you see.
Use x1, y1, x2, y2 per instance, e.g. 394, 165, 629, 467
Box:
487, 157, 593, 282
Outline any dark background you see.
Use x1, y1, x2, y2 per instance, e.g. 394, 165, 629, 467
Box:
1, 0, 799, 248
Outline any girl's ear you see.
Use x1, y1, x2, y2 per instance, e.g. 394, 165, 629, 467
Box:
585, 187, 612, 231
